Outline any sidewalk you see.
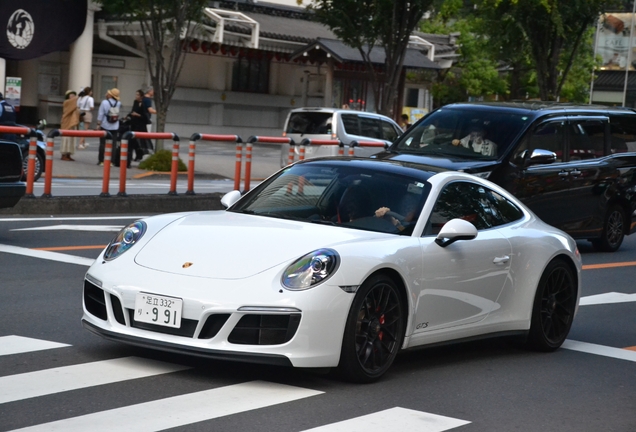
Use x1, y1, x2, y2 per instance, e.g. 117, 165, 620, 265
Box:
1, 137, 281, 216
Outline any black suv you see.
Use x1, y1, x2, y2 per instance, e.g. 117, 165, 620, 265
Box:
378, 102, 636, 251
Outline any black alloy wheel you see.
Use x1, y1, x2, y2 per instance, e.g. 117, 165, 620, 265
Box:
527, 259, 577, 351
593, 205, 625, 252
338, 274, 405, 383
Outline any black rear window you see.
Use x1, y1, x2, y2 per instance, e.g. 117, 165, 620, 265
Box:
286, 112, 333, 135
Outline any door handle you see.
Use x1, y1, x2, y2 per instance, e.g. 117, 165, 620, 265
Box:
558, 171, 569, 177
493, 255, 510, 264
569, 169, 581, 176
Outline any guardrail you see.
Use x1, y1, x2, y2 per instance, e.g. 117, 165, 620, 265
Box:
8, 128, 390, 198
189, 134, 243, 194
121, 132, 180, 196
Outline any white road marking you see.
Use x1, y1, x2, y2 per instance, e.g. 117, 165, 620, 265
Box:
301, 407, 470, 432
562, 340, 636, 363
11, 225, 123, 232
0, 357, 189, 404
10, 381, 323, 432
0, 216, 147, 222
579, 292, 636, 306
0, 336, 70, 356
0, 244, 94, 266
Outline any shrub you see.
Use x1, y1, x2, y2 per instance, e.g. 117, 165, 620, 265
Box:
138, 149, 187, 172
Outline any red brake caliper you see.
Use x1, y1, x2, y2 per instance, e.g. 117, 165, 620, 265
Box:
378, 315, 385, 341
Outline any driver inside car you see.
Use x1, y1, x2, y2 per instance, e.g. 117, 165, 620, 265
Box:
452, 125, 497, 157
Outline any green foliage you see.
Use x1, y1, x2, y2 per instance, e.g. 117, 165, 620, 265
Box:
138, 150, 187, 172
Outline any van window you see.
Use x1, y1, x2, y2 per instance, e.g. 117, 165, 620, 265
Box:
359, 117, 382, 139
381, 120, 399, 142
609, 114, 636, 153
286, 112, 333, 134
341, 114, 360, 135
514, 121, 565, 163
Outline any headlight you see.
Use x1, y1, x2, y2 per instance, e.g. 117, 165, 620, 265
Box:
282, 248, 339, 290
103, 221, 147, 261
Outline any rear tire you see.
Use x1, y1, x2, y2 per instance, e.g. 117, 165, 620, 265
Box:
337, 274, 405, 383
592, 204, 625, 252
527, 259, 577, 351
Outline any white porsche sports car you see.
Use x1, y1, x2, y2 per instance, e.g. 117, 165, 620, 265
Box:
83, 158, 581, 382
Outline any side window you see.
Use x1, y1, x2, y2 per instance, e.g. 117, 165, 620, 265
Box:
514, 121, 565, 163
359, 117, 382, 139
609, 115, 636, 153
341, 114, 360, 135
425, 182, 523, 236
381, 120, 399, 142
569, 120, 605, 159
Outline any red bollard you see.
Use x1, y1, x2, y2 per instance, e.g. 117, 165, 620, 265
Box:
186, 140, 196, 195
25, 135, 38, 198
169, 139, 180, 195
234, 142, 243, 192
101, 139, 113, 197
244, 142, 253, 192
118, 139, 129, 196
42, 139, 55, 198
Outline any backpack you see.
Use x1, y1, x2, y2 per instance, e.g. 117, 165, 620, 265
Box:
107, 99, 120, 123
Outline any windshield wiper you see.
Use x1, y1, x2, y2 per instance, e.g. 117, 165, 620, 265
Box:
310, 219, 337, 226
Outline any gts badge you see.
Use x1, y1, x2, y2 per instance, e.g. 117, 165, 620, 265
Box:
416, 322, 429, 329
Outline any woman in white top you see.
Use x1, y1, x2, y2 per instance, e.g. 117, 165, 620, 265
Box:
76, 86, 94, 149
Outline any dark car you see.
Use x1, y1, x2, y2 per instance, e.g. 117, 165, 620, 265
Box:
377, 102, 636, 251
15, 122, 46, 181
0, 140, 26, 209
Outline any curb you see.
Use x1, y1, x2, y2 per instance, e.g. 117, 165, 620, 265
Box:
0, 193, 225, 216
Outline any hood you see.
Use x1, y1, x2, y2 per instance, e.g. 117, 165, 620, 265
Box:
134, 211, 377, 279
373, 151, 500, 172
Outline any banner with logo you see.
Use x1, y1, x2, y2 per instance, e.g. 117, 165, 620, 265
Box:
0, 0, 87, 60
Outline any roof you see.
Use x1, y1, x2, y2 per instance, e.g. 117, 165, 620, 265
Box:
291, 38, 441, 70
593, 71, 636, 91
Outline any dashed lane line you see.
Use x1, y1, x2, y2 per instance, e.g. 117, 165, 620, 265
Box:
0, 336, 70, 357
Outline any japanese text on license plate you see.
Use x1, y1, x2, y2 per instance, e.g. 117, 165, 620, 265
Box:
134, 293, 183, 328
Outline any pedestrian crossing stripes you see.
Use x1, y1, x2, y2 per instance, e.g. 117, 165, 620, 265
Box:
1, 336, 472, 432
10, 381, 323, 432
0, 335, 70, 356
0, 243, 95, 266
300, 407, 470, 432
0, 356, 189, 404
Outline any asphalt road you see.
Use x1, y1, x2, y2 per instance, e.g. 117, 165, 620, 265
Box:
0, 215, 635, 431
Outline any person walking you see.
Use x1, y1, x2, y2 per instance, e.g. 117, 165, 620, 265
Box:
60, 89, 80, 161
128, 89, 151, 161
96, 88, 121, 166
77, 86, 94, 149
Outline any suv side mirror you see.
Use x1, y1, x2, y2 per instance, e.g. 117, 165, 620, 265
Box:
522, 148, 557, 167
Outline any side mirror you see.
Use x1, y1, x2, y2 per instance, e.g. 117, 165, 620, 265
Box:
220, 190, 242, 209
435, 218, 478, 247
525, 148, 557, 167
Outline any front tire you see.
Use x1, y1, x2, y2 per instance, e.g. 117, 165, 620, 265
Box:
21, 151, 44, 182
337, 274, 405, 383
527, 259, 577, 351
592, 204, 625, 252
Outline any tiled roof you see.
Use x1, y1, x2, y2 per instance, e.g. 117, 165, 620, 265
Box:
593, 71, 636, 91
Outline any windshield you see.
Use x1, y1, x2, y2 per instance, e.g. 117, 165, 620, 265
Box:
286, 112, 333, 135
393, 107, 531, 160
230, 162, 431, 235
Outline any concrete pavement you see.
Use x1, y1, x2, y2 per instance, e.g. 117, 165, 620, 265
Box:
1, 136, 283, 216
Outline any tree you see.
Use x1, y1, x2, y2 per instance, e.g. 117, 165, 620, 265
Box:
309, 0, 435, 117
99, 0, 207, 144
479, 0, 621, 101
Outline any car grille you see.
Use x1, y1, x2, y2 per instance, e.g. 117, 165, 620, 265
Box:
228, 314, 301, 345
83, 280, 301, 345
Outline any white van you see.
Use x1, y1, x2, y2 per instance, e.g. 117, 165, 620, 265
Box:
280, 107, 403, 166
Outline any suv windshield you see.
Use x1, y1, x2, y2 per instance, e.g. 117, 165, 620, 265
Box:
286, 112, 333, 135
230, 162, 430, 235
392, 107, 531, 160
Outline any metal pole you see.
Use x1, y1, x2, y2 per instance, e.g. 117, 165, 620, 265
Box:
622, 0, 636, 107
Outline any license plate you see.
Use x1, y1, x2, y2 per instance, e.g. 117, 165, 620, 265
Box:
134, 292, 183, 328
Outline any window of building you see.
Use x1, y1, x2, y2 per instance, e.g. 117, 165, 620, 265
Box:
232, 55, 269, 93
